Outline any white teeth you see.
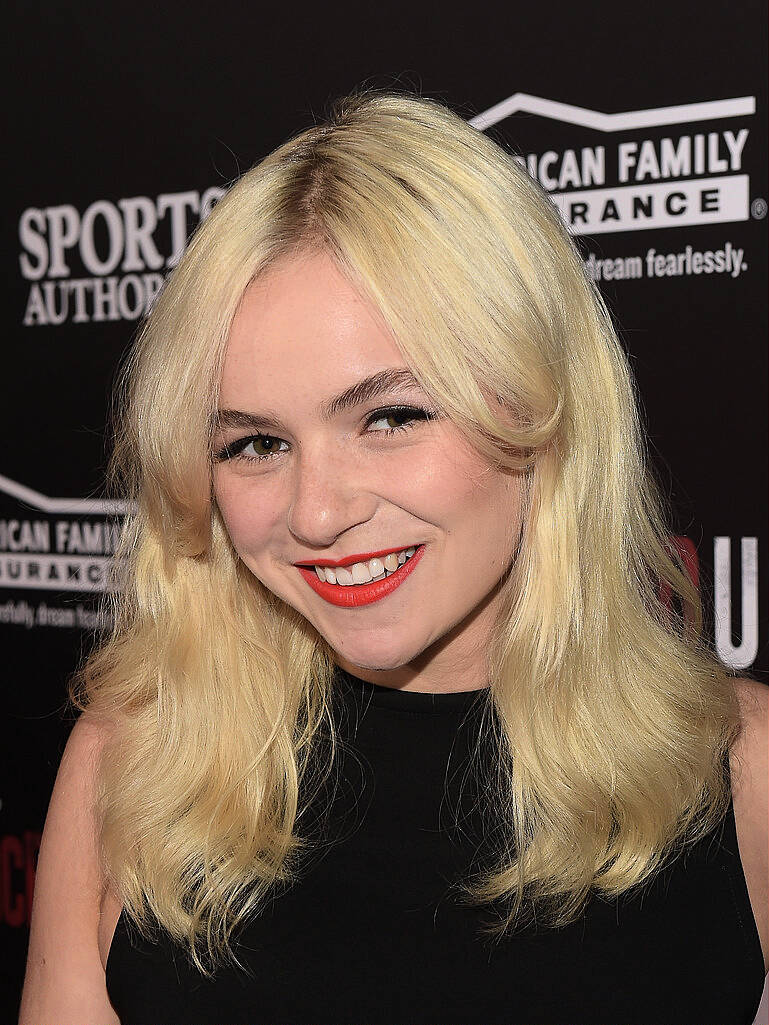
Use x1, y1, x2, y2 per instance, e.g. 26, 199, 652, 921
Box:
311, 546, 419, 586
351, 562, 372, 584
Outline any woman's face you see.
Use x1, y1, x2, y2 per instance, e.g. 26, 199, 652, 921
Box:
213, 250, 524, 691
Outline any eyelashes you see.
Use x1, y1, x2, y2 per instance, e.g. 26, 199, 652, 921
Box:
213, 405, 438, 465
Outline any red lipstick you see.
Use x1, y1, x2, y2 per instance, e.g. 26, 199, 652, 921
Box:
294, 545, 411, 569
296, 544, 425, 607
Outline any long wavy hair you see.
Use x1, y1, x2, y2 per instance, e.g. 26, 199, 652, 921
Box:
70, 88, 740, 974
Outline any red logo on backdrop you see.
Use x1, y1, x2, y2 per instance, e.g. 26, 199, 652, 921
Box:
660, 535, 700, 628
1, 831, 41, 928
666, 534, 700, 588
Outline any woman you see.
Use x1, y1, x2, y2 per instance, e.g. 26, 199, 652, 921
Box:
20, 90, 767, 1024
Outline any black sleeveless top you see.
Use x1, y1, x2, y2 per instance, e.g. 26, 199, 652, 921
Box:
106, 669, 766, 1024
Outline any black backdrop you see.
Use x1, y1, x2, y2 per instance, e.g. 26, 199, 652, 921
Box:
2, 2, 767, 1018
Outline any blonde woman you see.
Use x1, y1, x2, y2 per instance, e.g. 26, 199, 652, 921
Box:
20, 90, 767, 1025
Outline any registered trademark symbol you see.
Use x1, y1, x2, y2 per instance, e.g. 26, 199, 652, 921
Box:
751, 197, 767, 219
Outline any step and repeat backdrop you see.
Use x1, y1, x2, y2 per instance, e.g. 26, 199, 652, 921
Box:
2, 3, 766, 1017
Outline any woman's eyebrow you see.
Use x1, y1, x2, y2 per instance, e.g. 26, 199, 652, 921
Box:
214, 368, 423, 434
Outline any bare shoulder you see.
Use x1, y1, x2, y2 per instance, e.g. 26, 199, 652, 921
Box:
18, 713, 121, 1025
731, 677, 769, 783
728, 677, 768, 975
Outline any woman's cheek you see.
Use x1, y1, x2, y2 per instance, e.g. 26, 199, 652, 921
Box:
214, 476, 273, 558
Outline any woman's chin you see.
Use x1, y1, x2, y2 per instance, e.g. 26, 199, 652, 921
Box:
330, 637, 418, 675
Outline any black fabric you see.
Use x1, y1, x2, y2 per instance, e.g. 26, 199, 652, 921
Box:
106, 669, 766, 1024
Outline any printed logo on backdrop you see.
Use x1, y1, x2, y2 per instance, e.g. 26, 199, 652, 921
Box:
470, 94, 761, 283
665, 535, 759, 673
18, 187, 227, 326
0, 473, 131, 630
17, 98, 760, 318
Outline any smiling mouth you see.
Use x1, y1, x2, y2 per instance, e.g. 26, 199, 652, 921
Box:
295, 545, 425, 607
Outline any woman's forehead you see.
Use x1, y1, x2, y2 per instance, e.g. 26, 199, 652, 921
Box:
220, 252, 406, 398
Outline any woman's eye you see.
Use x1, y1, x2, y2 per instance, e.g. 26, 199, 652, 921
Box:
216, 434, 289, 463
366, 406, 432, 434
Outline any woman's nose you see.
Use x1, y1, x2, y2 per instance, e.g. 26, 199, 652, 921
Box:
286, 449, 377, 549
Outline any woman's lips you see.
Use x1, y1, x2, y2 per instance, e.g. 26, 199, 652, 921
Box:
295, 545, 411, 569
296, 544, 425, 607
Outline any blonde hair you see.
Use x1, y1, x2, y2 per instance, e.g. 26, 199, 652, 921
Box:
71, 88, 740, 973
